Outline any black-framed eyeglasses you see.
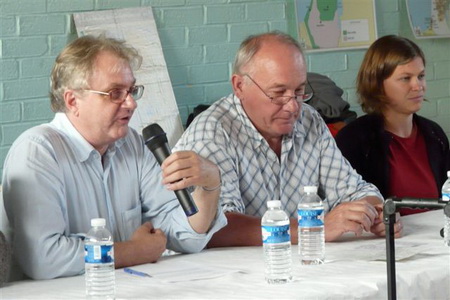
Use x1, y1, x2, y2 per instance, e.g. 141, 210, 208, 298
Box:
244, 74, 313, 105
82, 85, 145, 104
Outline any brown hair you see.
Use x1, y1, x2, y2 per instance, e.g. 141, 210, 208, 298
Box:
357, 35, 425, 114
50, 35, 142, 112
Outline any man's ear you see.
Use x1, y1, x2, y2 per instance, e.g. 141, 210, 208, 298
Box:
231, 74, 245, 99
64, 90, 79, 116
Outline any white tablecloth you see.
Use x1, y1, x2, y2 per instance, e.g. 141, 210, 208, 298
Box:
1, 209, 449, 299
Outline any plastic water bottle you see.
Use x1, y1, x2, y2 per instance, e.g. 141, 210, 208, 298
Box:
261, 200, 292, 284
85, 218, 115, 299
298, 186, 325, 265
442, 171, 450, 201
444, 208, 450, 247
442, 171, 450, 246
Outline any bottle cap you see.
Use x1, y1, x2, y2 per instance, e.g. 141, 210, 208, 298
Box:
91, 218, 106, 227
447, 170, 450, 178
267, 200, 282, 208
304, 186, 318, 193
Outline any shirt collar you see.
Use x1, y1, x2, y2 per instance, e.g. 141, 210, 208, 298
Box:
50, 113, 123, 162
232, 94, 266, 145
293, 104, 307, 139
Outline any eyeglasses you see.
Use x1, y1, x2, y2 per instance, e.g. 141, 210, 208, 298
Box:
244, 74, 313, 105
82, 85, 145, 104
303, 80, 314, 103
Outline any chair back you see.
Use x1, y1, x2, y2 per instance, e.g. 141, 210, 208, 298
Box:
0, 185, 25, 282
0, 186, 12, 284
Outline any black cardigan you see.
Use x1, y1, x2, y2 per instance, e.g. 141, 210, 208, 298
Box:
335, 114, 450, 199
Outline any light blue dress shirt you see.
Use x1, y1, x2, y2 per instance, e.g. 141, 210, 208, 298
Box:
2, 113, 226, 280
174, 94, 383, 218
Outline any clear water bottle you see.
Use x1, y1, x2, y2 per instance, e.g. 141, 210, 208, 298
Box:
261, 200, 292, 284
444, 207, 450, 247
442, 171, 450, 201
298, 186, 325, 265
442, 171, 450, 246
85, 218, 115, 299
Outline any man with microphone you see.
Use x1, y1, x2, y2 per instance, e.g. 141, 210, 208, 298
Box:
2, 35, 225, 280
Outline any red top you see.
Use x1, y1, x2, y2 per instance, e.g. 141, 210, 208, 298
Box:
388, 124, 439, 216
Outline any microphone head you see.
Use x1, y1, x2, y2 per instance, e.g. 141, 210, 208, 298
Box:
142, 123, 168, 151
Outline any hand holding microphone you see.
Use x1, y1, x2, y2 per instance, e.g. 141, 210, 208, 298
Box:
142, 123, 199, 216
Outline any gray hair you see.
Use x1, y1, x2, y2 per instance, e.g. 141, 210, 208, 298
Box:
232, 30, 304, 75
49, 35, 142, 112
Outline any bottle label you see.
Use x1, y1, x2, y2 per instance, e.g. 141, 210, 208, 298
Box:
297, 209, 324, 227
261, 225, 290, 244
85, 244, 114, 264
443, 193, 450, 201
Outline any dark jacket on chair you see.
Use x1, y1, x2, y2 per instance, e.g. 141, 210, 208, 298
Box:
335, 113, 450, 198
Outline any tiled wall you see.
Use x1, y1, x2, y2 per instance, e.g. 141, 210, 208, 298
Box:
1, 0, 449, 180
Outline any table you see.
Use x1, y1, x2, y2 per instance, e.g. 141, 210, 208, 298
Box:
1, 209, 449, 299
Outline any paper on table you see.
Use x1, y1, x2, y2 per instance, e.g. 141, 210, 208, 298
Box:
330, 240, 446, 262
122, 261, 244, 283
357, 241, 430, 261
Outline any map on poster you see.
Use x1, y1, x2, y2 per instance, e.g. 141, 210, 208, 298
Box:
406, 0, 450, 38
295, 0, 377, 52
74, 7, 184, 147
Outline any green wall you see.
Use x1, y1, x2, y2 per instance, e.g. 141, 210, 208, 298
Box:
1, 0, 450, 180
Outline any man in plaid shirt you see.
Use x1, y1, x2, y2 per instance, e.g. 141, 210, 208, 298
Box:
174, 31, 403, 247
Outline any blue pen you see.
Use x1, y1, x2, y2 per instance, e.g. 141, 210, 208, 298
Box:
124, 268, 152, 278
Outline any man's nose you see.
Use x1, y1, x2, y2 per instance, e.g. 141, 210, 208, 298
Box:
122, 93, 138, 109
283, 96, 300, 112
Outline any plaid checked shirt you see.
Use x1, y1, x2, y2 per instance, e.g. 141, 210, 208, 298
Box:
174, 94, 382, 218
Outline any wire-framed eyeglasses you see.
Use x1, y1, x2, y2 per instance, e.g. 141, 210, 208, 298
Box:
244, 74, 313, 105
82, 85, 145, 104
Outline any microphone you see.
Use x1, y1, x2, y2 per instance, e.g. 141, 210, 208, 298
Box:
142, 123, 198, 216
385, 197, 448, 211
383, 197, 450, 299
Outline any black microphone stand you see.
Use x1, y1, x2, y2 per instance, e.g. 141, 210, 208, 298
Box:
383, 198, 450, 300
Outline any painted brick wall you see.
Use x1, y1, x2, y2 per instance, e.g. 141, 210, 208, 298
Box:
1, 0, 449, 181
